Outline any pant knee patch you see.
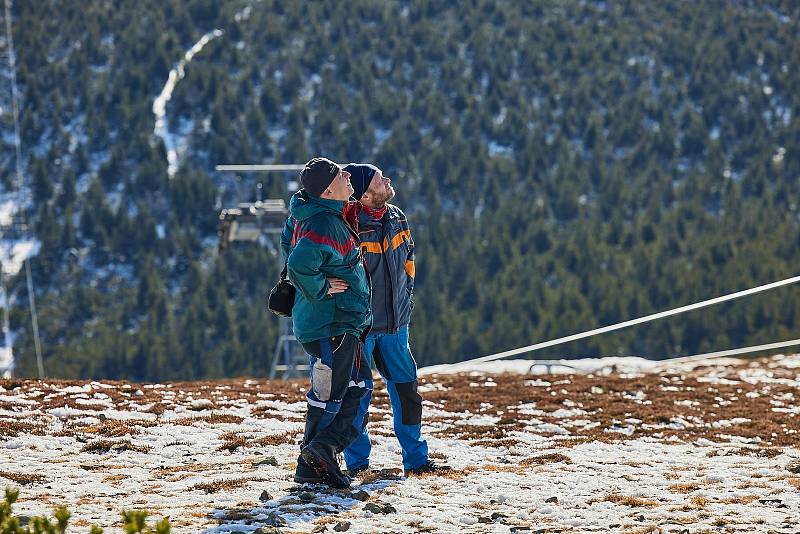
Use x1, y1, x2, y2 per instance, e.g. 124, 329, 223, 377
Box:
303, 334, 356, 403
311, 359, 333, 401
395, 380, 422, 425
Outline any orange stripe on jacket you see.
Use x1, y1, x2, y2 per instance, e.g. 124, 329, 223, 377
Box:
360, 242, 383, 254
404, 260, 415, 277
391, 229, 411, 250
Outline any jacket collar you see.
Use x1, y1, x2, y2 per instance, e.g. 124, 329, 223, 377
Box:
289, 189, 346, 221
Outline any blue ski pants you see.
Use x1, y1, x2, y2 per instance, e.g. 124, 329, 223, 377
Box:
343, 325, 429, 471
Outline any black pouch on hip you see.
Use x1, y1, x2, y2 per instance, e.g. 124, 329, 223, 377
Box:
267, 263, 295, 317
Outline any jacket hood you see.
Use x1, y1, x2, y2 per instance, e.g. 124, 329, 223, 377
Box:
289, 189, 344, 222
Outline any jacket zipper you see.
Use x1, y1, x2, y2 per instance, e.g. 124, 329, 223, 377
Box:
381, 218, 398, 333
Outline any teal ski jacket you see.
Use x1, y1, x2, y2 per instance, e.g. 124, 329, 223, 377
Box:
280, 190, 372, 343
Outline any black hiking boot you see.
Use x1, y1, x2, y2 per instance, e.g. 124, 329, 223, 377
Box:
300, 442, 351, 489
404, 460, 452, 477
293, 454, 324, 484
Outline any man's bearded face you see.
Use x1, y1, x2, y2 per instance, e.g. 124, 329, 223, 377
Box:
364, 170, 395, 206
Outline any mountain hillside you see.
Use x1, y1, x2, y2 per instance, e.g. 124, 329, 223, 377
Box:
2, 1, 799, 379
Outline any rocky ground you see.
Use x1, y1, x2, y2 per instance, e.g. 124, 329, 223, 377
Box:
1, 354, 799, 533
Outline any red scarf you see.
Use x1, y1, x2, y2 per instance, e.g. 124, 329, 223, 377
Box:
343, 200, 361, 233
361, 204, 387, 220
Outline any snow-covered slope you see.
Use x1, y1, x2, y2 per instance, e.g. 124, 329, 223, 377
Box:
1, 354, 799, 532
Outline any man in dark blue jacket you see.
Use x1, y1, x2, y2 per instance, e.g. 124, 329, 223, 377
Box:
341, 163, 444, 476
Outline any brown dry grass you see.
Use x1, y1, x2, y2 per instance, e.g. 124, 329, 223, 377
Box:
252, 430, 302, 447
358, 468, 402, 484
191, 477, 259, 493
601, 494, 658, 507
217, 432, 249, 452
83, 418, 158, 437
154, 463, 216, 476
0, 419, 44, 438
251, 405, 304, 419
736, 481, 770, 490
433, 424, 514, 441
407, 466, 476, 480
787, 478, 800, 489
0, 471, 47, 485
170, 413, 244, 426
520, 453, 572, 466
417, 359, 800, 448
101, 474, 129, 484
217, 508, 257, 521
471, 438, 522, 448
733, 447, 783, 458
481, 464, 522, 474
668, 483, 701, 493
625, 527, 661, 534
80, 439, 151, 454
720, 494, 759, 504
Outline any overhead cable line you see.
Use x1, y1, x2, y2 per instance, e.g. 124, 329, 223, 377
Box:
448, 274, 800, 369
3, 0, 44, 377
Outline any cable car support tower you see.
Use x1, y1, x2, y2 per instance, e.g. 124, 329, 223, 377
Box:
215, 164, 307, 379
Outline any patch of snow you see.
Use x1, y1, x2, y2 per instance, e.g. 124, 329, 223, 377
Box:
421, 356, 659, 376
189, 398, 214, 410
527, 422, 570, 435
0, 239, 41, 276
234, 5, 252, 22
153, 29, 223, 178
0, 200, 14, 226
61, 385, 93, 394
49, 406, 89, 418
0, 394, 37, 405
488, 141, 513, 156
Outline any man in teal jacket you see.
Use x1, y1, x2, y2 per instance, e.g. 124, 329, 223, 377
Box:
280, 157, 372, 489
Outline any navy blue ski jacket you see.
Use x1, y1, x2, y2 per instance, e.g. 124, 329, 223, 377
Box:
357, 204, 415, 333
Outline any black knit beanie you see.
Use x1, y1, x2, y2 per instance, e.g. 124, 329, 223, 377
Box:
300, 157, 341, 197
343, 163, 379, 200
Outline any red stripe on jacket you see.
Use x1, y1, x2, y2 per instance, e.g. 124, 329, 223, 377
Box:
298, 229, 356, 258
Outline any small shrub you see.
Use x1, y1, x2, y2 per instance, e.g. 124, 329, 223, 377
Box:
1, 487, 170, 534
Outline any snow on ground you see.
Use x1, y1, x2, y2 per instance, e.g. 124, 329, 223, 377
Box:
1, 354, 799, 533
418, 355, 749, 377
419, 356, 662, 376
